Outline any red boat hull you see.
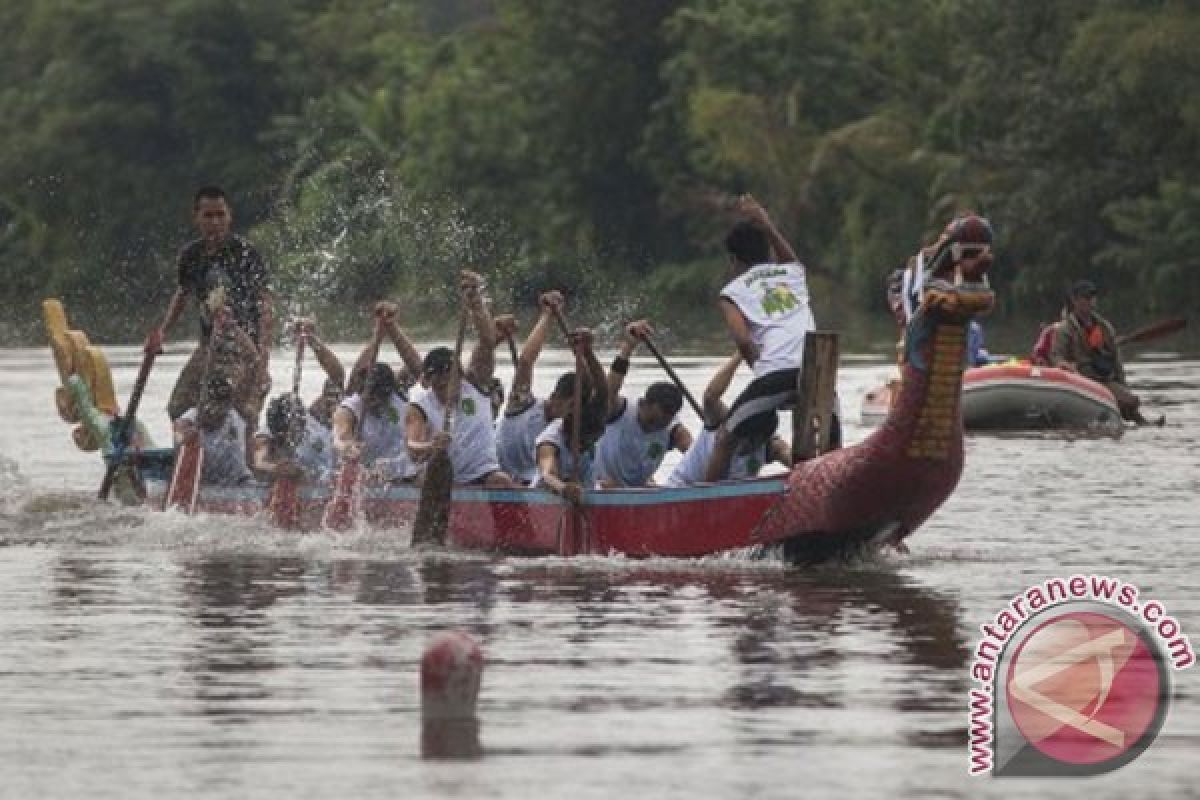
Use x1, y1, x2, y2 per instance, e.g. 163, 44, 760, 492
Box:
144, 477, 787, 558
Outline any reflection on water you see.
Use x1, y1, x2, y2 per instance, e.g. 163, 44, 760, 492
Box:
1, 349, 1198, 798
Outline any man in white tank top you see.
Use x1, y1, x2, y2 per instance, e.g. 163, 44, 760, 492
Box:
705, 195, 840, 481
594, 320, 693, 487
495, 291, 577, 484
535, 328, 610, 504
406, 271, 517, 488
668, 352, 791, 486
332, 362, 413, 481
174, 374, 254, 487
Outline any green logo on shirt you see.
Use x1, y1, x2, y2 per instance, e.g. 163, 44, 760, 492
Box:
647, 442, 664, 461
761, 285, 798, 315
461, 396, 476, 415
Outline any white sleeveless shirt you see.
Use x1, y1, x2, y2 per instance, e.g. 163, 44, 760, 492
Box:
720, 261, 815, 378
180, 407, 251, 486
666, 426, 767, 487
496, 398, 548, 486
534, 419, 595, 489
293, 412, 334, 481
340, 393, 412, 480
413, 382, 501, 483
594, 397, 678, 487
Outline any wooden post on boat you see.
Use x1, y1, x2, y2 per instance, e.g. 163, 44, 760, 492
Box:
792, 331, 839, 462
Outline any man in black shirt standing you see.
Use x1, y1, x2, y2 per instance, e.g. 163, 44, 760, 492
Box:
144, 186, 273, 423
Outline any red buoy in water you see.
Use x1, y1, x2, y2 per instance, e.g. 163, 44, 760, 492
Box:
420, 630, 483, 759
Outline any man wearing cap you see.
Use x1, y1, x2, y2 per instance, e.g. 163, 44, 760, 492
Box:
406, 271, 516, 487
173, 374, 254, 486
1051, 279, 1156, 424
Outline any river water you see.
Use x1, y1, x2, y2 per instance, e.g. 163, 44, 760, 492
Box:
1, 342, 1197, 799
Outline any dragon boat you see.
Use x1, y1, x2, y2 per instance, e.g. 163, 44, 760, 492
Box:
42, 219, 993, 563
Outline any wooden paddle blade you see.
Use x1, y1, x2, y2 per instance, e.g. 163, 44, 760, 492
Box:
269, 476, 300, 530
1117, 317, 1187, 346
323, 458, 362, 531
165, 441, 203, 513
412, 449, 454, 546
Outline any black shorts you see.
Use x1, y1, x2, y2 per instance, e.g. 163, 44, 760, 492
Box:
723, 368, 842, 447
723, 369, 800, 440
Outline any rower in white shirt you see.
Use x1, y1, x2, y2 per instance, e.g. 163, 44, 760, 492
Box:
535, 328, 609, 504
495, 291, 577, 485
406, 270, 517, 488
706, 194, 839, 481
594, 319, 693, 488
174, 374, 253, 487
668, 351, 790, 486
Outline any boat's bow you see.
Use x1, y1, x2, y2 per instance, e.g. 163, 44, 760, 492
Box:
754, 214, 997, 562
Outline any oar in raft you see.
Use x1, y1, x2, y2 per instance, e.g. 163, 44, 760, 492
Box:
1117, 316, 1187, 347
634, 333, 705, 421
323, 318, 384, 531
411, 304, 471, 546
98, 345, 158, 501
164, 312, 229, 513
268, 328, 306, 529
547, 307, 583, 483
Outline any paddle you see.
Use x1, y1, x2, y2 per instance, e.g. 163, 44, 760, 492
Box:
165, 313, 228, 513
269, 327, 306, 529
547, 308, 583, 480
412, 305, 471, 546
633, 333, 705, 420
323, 318, 383, 531
97, 345, 158, 501
1117, 317, 1187, 347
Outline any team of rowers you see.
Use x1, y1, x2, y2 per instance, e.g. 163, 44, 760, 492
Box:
147, 187, 819, 498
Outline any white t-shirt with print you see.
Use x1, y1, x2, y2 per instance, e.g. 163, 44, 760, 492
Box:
340, 393, 412, 480
496, 397, 548, 486
533, 418, 596, 489
180, 407, 251, 487
666, 426, 767, 487
594, 397, 678, 487
720, 261, 815, 378
413, 382, 501, 483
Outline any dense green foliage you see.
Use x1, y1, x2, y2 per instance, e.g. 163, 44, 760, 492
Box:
2, 0, 1196, 343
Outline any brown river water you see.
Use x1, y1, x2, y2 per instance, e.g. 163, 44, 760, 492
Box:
1, 343, 1197, 799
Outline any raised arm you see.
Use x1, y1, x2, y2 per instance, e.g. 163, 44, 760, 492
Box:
736, 194, 797, 264
348, 316, 386, 391
461, 270, 496, 388
144, 288, 189, 354
607, 319, 652, 420
511, 290, 562, 403
702, 351, 742, 426
297, 320, 345, 390
374, 301, 424, 378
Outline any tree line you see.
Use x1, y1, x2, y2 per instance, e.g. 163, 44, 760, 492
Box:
2, 0, 1196, 344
